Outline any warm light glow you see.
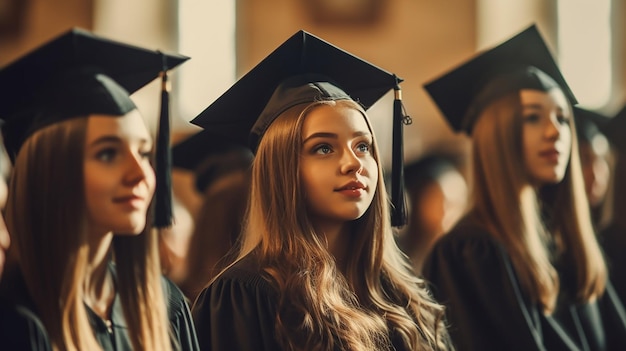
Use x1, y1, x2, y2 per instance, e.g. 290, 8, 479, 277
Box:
558, 1, 612, 109
178, 0, 236, 127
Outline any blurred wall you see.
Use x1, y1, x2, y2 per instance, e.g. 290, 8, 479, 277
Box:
0, 0, 93, 65
612, 0, 626, 112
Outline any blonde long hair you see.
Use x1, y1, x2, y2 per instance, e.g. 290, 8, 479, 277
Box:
5, 117, 172, 351
234, 100, 450, 350
470, 92, 607, 314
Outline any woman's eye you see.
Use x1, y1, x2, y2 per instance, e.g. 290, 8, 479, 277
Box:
314, 144, 332, 155
557, 115, 570, 125
139, 149, 152, 159
356, 142, 370, 153
96, 148, 117, 162
523, 114, 540, 123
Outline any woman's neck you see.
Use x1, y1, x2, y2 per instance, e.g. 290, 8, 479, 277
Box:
315, 221, 352, 273
83, 231, 115, 320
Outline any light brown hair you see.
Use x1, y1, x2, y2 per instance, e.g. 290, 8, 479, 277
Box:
470, 91, 607, 313
6, 117, 172, 351
234, 99, 451, 350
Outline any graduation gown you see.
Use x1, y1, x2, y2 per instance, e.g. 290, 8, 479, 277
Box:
423, 213, 626, 351
599, 222, 626, 305
193, 253, 420, 351
0, 302, 52, 351
0, 265, 200, 351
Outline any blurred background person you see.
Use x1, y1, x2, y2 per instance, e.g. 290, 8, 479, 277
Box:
423, 25, 626, 350
158, 196, 196, 287
171, 130, 253, 302
597, 104, 626, 305
0, 29, 198, 350
574, 106, 615, 231
397, 153, 468, 274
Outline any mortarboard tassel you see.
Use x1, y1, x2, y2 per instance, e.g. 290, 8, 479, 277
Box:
391, 75, 411, 227
154, 53, 173, 228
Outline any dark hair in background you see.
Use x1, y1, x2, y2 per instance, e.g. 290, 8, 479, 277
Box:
575, 111, 615, 230
180, 147, 253, 302
398, 153, 467, 273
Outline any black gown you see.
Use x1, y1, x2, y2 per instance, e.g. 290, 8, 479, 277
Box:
423, 213, 626, 351
0, 301, 52, 351
599, 222, 626, 306
0, 265, 200, 351
192, 253, 423, 351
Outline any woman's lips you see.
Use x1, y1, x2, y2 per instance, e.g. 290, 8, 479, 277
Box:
113, 195, 146, 209
539, 149, 560, 163
336, 181, 366, 198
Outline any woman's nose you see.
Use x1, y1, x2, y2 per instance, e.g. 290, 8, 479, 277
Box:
545, 115, 562, 140
125, 152, 149, 185
340, 149, 363, 175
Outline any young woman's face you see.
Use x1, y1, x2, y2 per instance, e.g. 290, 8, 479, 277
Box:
520, 88, 572, 185
300, 104, 378, 225
84, 110, 155, 235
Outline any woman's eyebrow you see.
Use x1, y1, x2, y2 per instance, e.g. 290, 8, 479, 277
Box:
88, 135, 122, 147
521, 103, 544, 110
303, 131, 371, 143
302, 132, 337, 143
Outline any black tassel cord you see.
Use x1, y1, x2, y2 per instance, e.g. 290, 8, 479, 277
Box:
154, 54, 173, 228
391, 75, 411, 228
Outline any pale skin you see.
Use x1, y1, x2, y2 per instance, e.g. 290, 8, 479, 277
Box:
82, 110, 155, 320
520, 88, 572, 186
299, 104, 378, 269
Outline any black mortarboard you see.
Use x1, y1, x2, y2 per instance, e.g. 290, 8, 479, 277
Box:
191, 30, 410, 226
172, 130, 253, 192
0, 27, 189, 227
424, 24, 577, 134
573, 106, 609, 143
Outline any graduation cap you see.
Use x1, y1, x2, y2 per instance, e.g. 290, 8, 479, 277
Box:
573, 106, 609, 143
424, 24, 577, 134
191, 30, 411, 227
172, 130, 253, 192
0, 27, 189, 228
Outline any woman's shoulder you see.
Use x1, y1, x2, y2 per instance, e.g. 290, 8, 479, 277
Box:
423, 212, 516, 287
434, 212, 503, 255
192, 253, 279, 327
192, 253, 279, 316
109, 263, 193, 324
191, 253, 283, 351
161, 274, 191, 317
208, 253, 277, 296
159, 276, 201, 350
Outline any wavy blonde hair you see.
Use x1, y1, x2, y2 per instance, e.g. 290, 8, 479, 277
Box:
234, 100, 450, 350
470, 92, 607, 314
5, 117, 172, 351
